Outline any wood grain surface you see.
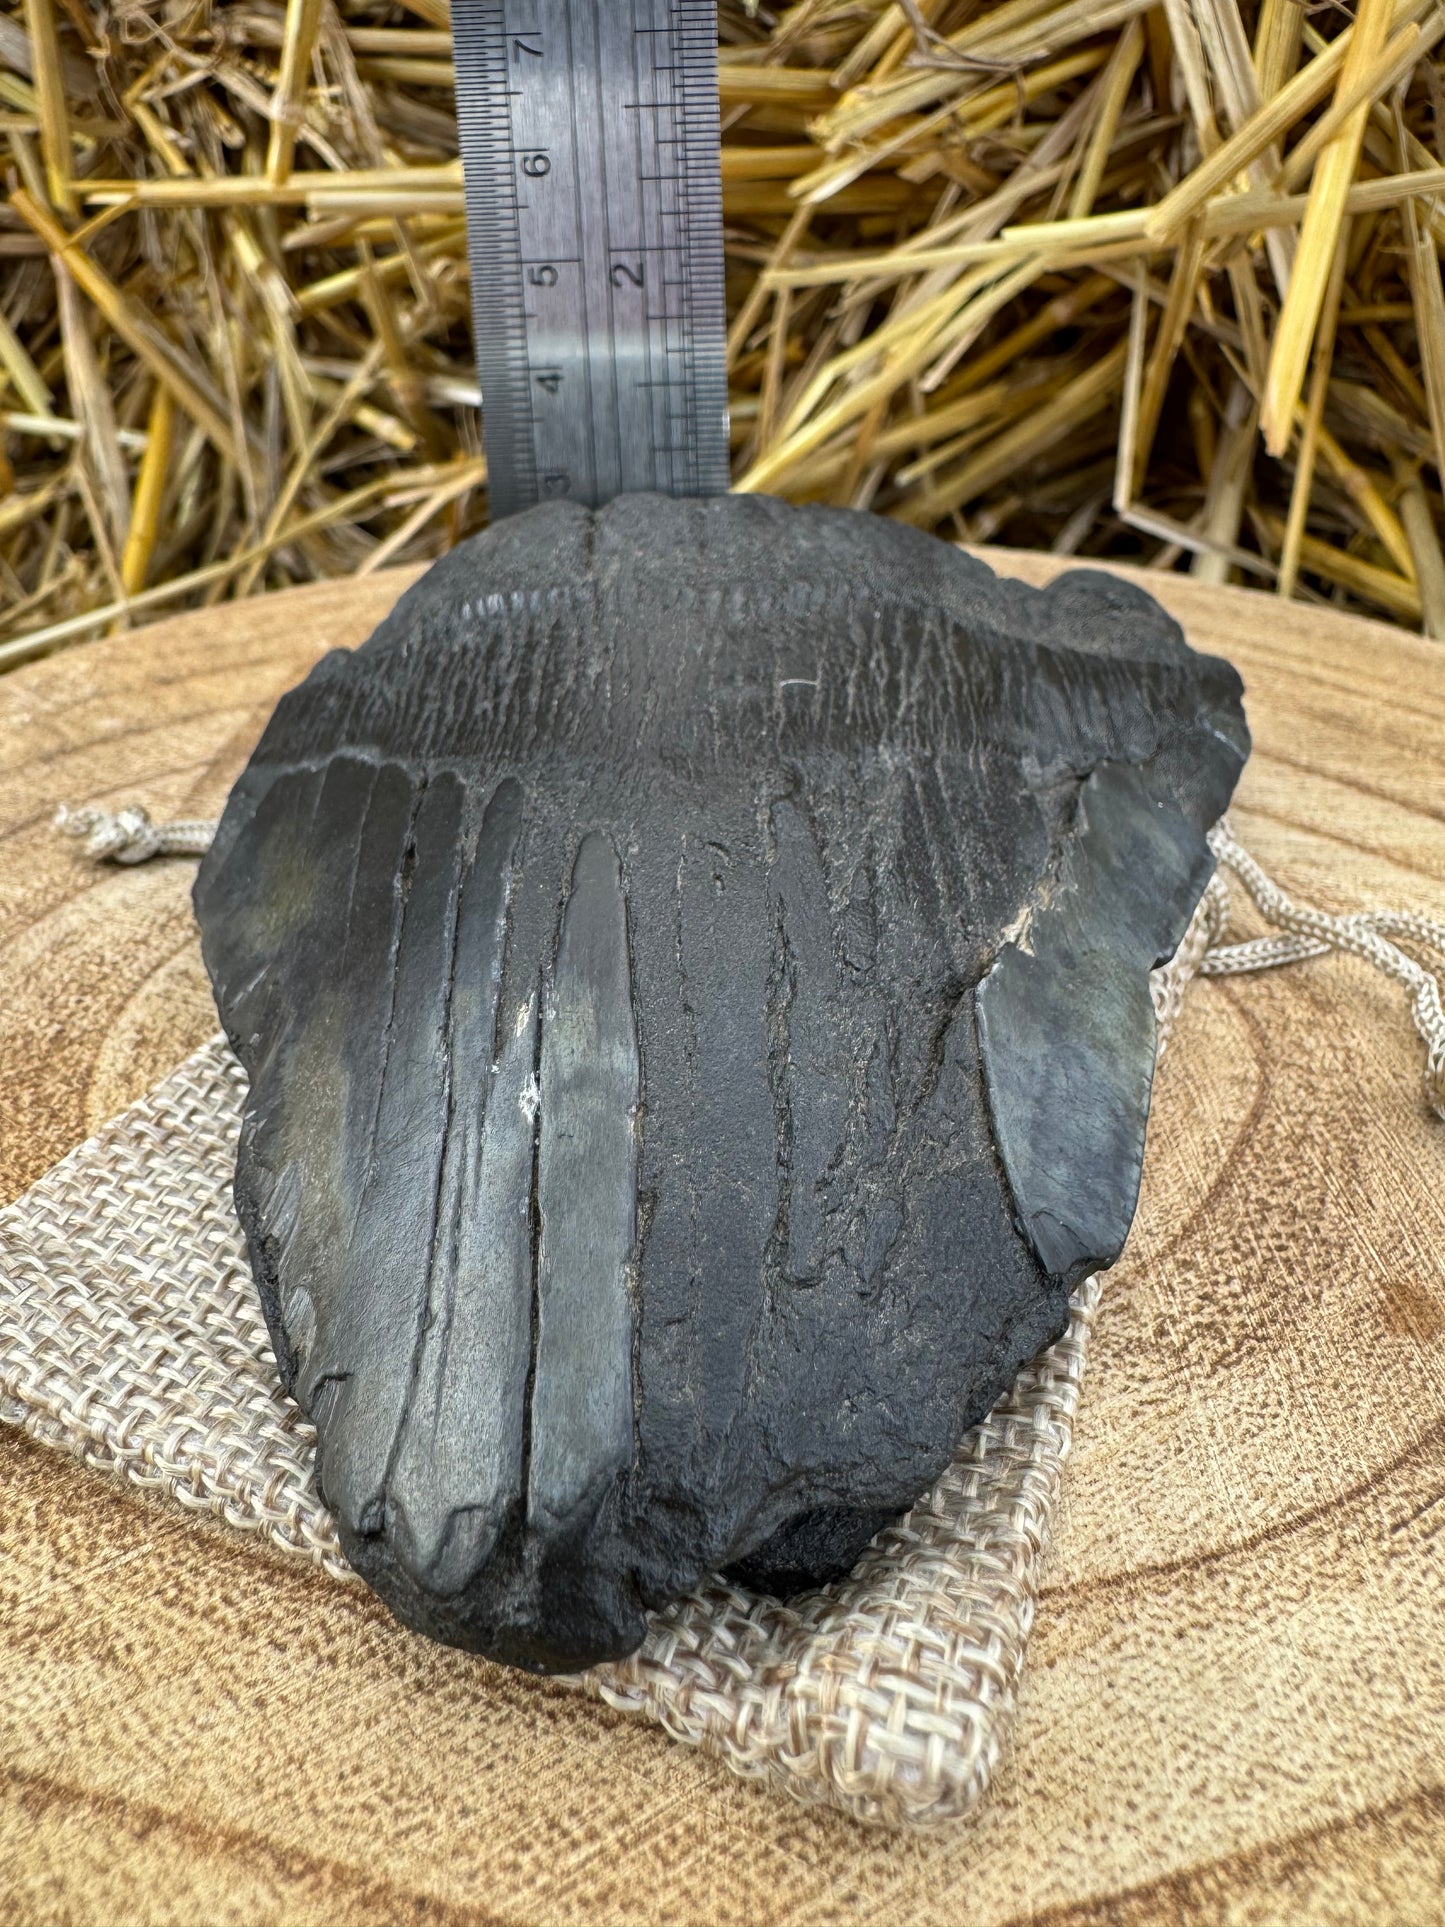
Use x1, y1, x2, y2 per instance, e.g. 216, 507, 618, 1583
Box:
1, 555, 1443, 1927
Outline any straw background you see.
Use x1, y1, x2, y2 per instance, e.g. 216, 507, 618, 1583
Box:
1, 0, 1444, 669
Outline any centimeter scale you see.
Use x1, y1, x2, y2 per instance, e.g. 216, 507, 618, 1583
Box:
453, 0, 731, 520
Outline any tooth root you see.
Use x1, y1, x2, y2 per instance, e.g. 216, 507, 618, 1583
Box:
528, 831, 641, 1532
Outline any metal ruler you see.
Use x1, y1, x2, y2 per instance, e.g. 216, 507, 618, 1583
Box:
453, 0, 730, 521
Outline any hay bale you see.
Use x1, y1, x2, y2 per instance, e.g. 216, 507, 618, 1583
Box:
1, 0, 1443, 670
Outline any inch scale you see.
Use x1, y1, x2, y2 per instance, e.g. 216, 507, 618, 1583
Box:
454, 0, 730, 521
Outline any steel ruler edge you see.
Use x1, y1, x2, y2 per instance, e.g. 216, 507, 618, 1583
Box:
453, 0, 731, 521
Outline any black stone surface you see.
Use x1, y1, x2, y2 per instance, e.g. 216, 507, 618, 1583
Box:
194, 493, 1249, 1672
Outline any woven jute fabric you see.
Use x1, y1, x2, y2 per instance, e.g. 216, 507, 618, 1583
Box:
0, 887, 1220, 1831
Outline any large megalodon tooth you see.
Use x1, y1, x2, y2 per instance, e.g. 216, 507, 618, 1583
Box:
194, 493, 1248, 1671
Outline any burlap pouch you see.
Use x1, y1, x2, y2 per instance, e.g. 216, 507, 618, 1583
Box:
3, 817, 1440, 1829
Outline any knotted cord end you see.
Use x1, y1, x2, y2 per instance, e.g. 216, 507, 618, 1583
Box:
54, 803, 217, 865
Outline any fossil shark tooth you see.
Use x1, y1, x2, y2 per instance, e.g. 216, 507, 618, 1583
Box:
194, 492, 1249, 1672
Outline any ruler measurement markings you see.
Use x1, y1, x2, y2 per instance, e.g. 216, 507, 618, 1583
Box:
457, 2, 534, 519
653, 3, 676, 492
456, 0, 727, 516
649, 0, 670, 493
631, 0, 662, 494
593, 0, 625, 501
519, 0, 578, 502
603, 0, 636, 498
632, 0, 664, 495
563, 0, 601, 504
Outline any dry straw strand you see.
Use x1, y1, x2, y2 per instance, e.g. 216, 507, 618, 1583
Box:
0, 0, 1442, 659
1261, 0, 1396, 454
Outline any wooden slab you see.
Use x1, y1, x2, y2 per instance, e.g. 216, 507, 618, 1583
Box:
1, 556, 1443, 1926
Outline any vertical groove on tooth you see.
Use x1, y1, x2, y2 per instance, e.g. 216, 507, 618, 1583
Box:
528, 832, 640, 1532
322, 770, 463, 1533
388, 779, 528, 1591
